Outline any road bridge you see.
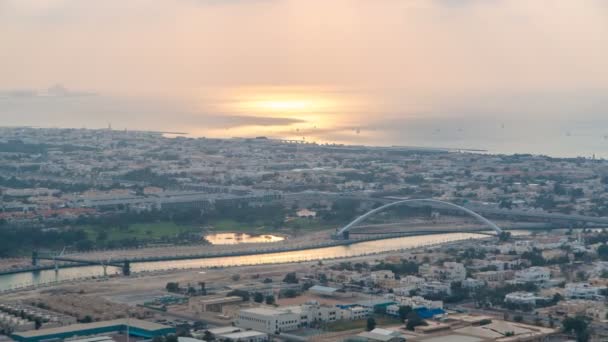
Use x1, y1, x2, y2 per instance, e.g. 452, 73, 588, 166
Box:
284, 192, 608, 227
334, 199, 503, 239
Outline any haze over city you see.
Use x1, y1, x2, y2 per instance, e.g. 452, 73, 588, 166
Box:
2, 2, 608, 342
2, 0, 608, 156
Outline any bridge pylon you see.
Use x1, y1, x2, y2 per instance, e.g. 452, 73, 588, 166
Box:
32, 251, 38, 266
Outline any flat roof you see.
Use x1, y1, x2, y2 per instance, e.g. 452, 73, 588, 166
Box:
418, 335, 483, 342
240, 307, 287, 316
219, 331, 268, 339
206, 326, 242, 335
13, 319, 171, 338
309, 285, 339, 293
198, 296, 243, 304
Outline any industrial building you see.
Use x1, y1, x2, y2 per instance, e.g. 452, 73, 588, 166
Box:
11, 319, 175, 342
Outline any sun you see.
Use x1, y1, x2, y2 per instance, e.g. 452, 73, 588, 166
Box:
255, 100, 313, 111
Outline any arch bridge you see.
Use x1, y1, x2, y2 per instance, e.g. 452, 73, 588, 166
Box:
334, 199, 503, 239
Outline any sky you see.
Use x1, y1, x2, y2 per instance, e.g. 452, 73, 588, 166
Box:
1, 0, 608, 156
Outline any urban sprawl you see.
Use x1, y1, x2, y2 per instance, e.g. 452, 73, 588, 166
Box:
0, 126, 607, 342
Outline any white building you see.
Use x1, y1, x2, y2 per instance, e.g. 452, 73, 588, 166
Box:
357, 328, 406, 342
462, 278, 485, 290
385, 296, 443, 316
399, 275, 425, 288
235, 307, 300, 334
514, 267, 550, 286
235, 303, 341, 334
340, 306, 371, 320
419, 262, 466, 283
371, 270, 395, 284
419, 281, 451, 296
504, 292, 543, 306
216, 330, 268, 342
565, 283, 606, 300
443, 262, 467, 282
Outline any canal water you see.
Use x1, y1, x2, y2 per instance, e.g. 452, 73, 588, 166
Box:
204, 233, 285, 245
0, 232, 486, 291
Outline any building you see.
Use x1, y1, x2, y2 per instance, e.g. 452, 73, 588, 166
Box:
235, 303, 340, 334
11, 319, 175, 342
235, 307, 300, 334
442, 262, 467, 282
371, 271, 395, 285
357, 328, 406, 342
189, 296, 244, 314
475, 270, 514, 283
504, 292, 544, 307
462, 278, 485, 290
399, 275, 425, 288
308, 285, 340, 297
216, 330, 268, 342
514, 267, 550, 286
565, 283, 606, 300
338, 306, 372, 321
386, 296, 443, 315
419, 281, 451, 297
419, 262, 466, 283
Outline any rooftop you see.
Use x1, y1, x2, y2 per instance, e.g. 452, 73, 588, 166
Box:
12, 319, 171, 339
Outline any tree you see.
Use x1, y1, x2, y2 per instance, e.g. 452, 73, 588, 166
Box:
187, 285, 196, 296
203, 331, 215, 341
280, 289, 299, 298
283, 272, 299, 284
598, 244, 608, 261
166, 282, 180, 293
253, 292, 264, 303
498, 232, 512, 242
406, 311, 427, 331
562, 316, 589, 336
398, 306, 412, 321
231, 274, 241, 281
366, 317, 376, 331
265, 295, 275, 305
165, 335, 178, 342
79, 315, 93, 323
318, 273, 328, 285
513, 315, 523, 323
227, 290, 250, 301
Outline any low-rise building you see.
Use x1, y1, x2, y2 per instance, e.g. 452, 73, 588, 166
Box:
235, 307, 300, 334
514, 267, 550, 287
357, 328, 406, 342
565, 283, 606, 300
216, 330, 268, 342
235, 303, 341, 334
419, 281, 451, 297
504, 292, 545, 307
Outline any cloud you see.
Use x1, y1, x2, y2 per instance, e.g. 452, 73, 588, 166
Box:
0, 90, 302, 131
0, 85, 96, 98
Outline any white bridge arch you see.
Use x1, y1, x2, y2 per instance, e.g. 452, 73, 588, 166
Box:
335, 199, 503, 238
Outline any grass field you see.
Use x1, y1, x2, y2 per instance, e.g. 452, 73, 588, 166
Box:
83, 222, 201, 242
284, 218, 336, 231
208, 217, 334, 233
82, 217, 334, 243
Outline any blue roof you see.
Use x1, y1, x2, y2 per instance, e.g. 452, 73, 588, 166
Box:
415, 308, 445, 319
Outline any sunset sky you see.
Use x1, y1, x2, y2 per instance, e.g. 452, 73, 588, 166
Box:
1, 0, 607, 153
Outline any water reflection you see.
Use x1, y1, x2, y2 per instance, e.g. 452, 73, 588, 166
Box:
0, 232, 485, 291
204, 233, 285, 245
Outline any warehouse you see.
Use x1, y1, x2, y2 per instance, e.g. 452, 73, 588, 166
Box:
11, 319, 175, 342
